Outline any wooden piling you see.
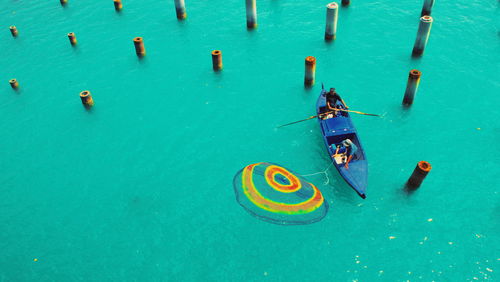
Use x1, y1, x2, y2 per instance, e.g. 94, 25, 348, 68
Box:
304, 56, 316, 87
412, 16, 433, 56
325, 2, 339, 41
421, 0, 435, 16
246, 0, 257, 29
341, 0, 350, 6
406, 161, 431, 189
114, 0, 123, 11
9, 26, 18, 37
174, 0, 186, 20
9, 79, 19, 90
402, 70, 421, 106
68, 32, 77, 46
211, 50, 223, 71
133, 37, 146, 57
80, 91, 94, 108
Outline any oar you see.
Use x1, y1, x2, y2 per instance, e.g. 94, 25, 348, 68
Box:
277, 108, 380, 128
276, 115, 318, 128
335, 108, 380, 117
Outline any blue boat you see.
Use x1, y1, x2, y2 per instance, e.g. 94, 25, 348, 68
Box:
316, 88, 368, 199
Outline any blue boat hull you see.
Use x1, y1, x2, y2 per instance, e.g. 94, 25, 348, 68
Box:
316, 89, 368, 198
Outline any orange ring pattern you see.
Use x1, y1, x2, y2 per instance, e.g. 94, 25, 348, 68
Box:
241, 163, 325, 214
264, 165, 301, 193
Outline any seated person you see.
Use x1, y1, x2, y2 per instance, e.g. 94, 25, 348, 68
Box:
342, 139, 357, 169
331, 138, 358, 169
325, 88, 348, 116
331, 143, 347, 164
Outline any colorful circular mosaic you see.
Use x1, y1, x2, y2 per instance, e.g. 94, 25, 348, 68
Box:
233, 162, 328, 225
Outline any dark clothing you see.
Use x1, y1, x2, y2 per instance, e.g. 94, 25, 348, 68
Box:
326, 90, 342, 109
326, 92, 341, 108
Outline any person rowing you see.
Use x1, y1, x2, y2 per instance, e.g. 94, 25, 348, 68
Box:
319, 88, 348, 119
326, 88, 348, 112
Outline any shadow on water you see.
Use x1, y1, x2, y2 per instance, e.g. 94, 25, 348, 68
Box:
212, 69, 224, 83
176, 18, 187, 28
402, 103, 412, 111
136, 54, 147, 65
83, 105, 93, 113
402, 184, 419, 196
303, 84, 314, 93
70, 45, 81, 55
410, 53, 424, 62
385, 103, 413, 122
245, 27, 258, 40
212, 69, 223, 76
322, 38, 336, 52
400, 103, 413, 116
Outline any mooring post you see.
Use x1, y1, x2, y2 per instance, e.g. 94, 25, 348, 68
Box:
402, 69, 421, 106
114, 0, 123, 11
325, 2, 339, 41
68, 32, 77, 46
174, 0, 186, 20
304, 56, 316, 87
133, 37, 146, 57
60, 0, 68, 6
80, 91, 94, 108
9, 79, 19, 90
341, 0, 350, 6
211, 50, 223, 71
421, 0, 435, 16
9, 26, 18, 37
412, 16, 433, 56
406, 161, 431, 189
246, 0, 257, 29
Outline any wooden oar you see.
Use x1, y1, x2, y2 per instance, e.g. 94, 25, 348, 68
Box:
335, 108, 380, 117
276, 115, 317, 128
277, 108, 380, 128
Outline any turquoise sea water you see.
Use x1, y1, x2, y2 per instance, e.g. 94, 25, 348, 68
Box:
1, 0, 499, 281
